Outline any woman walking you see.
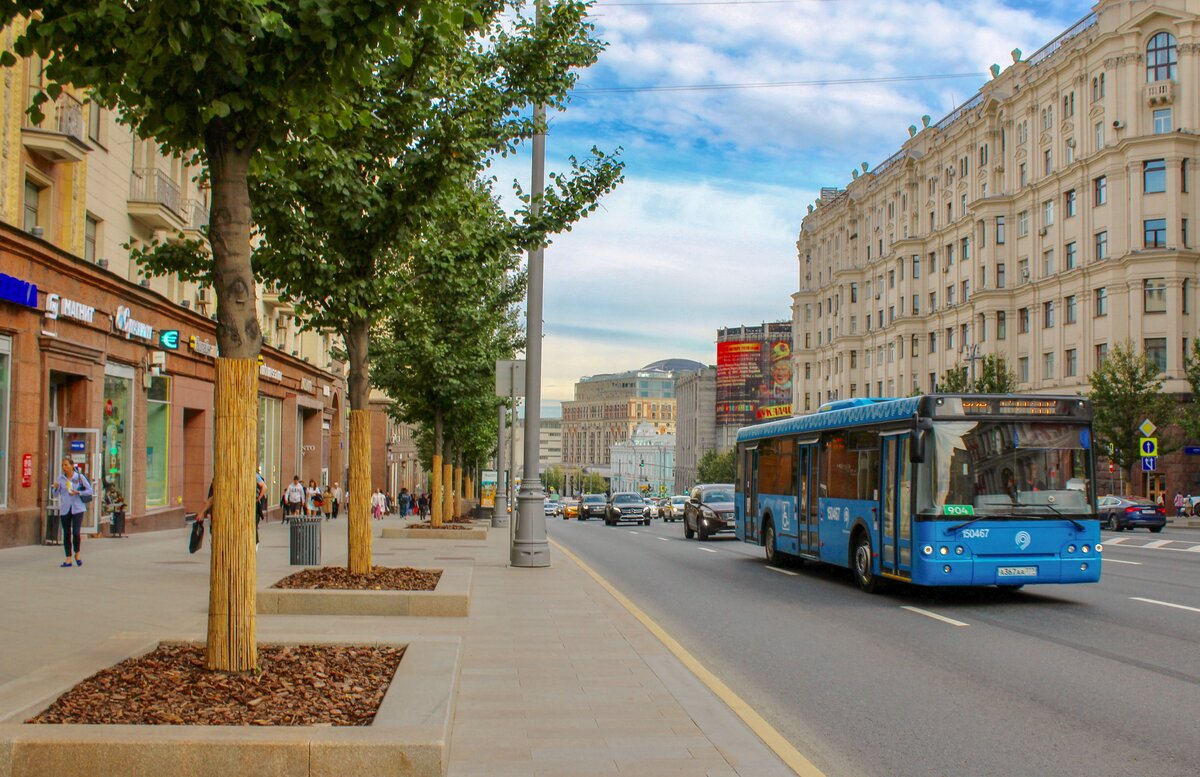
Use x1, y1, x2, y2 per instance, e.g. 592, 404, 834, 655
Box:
55, 458, 93, 568
322, 484, 334, 520
306, 479, 320, 517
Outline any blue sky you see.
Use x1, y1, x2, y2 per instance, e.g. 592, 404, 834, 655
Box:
499, 0, 1092, 417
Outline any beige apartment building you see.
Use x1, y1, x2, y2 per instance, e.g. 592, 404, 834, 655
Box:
794, 0, 1199, 421
561, 367, 680, 474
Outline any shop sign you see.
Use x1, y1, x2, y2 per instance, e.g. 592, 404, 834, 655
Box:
114, 305, 153, 340
301, 378, 315, 393
44, 293, 96, 324
158, 330, 180, 350
0, 272, 37, 309
21, 454, 33, 487
70, 440, 86, 452
188, 335, 218, 358
259, 363, 283, 382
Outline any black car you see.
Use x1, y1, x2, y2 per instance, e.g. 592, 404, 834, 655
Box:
578, 493, 607, 521
606, 492, 649, 526
1098, 495, 1166, 532
683, 483, 736, 541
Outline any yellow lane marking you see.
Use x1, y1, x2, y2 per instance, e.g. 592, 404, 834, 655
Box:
550, 537, 827, 777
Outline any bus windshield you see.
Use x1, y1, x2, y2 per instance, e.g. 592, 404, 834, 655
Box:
918, 420, 1093, 516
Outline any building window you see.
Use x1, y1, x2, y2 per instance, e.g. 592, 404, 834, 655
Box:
1043, 249, 1055, 277
929, 291, 937, 310
996, 216, 1006, 244
23, 178, 42, 233
1042, 106, 1053, 130
1064, 189, 1076, 218
1019, 163, 1027, 188
1043, 301, 1055, 328
1044, 149, 1053, 176
1066, 295, 1077, 324
1146, 32, 1177, 82
911, 295, 919, 315
962, 280, 970, 301
1018, 210, 1029, 236
1145, 337, 1167, 373
961, 236, 969, 262
1145, 218, 1167, 248
946, 327, 955, 351
1094, 175, 1107, 205
997, 311, 1007, 340
1094, 287, 1108, 317
978, 315, 987, 342
84, 215, 99, 264
145, 376, 171, 509
1185, 279, 1191, 315
258, 396, 283, 506
930, 331, 937, 353
912, 255, 920, 278
1095, 121, 1104, 151
1018, 257, 1029, 283
947, 285, 955, 306
87, 103, 102, 144
1095, 231, 1108, 261
1183, 159, 1189, 193
1065, 241, 1077, 270
1018, 356, 1030, 383
1043, 200, 1054, 227
1144, 159, 1167, 193
1066, 348, 1078, 377
1143, 278, 1167, 313
1019, 307, 1030, 333
1043, 352, 1055, 380
0, 336, 10, 507
1095, 343, 1108, 366
997, 263, 1006, 289
1153, 108, 1173, 134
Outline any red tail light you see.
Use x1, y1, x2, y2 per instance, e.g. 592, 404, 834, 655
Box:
1125, 506, 1139, 513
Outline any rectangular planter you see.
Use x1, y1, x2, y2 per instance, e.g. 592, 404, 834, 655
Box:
381, 527, 486, 541
257, 567, 471, 617
0, 638, 460, 777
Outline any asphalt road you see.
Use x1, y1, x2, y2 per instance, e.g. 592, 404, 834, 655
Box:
547, 517, 1200, 777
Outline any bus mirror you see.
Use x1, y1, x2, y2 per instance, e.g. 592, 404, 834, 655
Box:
910, 428, 927, 463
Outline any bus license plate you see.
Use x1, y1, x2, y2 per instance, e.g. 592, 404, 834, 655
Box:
997, 566, 1037, 577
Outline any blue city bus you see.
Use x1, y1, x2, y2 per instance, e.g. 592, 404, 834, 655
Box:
734, 395, 1102, 592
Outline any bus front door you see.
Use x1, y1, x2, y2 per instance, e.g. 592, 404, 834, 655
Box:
880, 435, 913, 576
742, 447, 758, 543
798, 443, 818, 555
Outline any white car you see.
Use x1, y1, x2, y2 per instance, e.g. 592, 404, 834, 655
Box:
662, 495, 688, 523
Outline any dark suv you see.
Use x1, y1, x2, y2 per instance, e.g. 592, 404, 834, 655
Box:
578, 493, 607, 521
683, 483, 736, 541
606, 492, 649, 526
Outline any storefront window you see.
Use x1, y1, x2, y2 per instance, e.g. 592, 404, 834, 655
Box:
258, 396, 282, 505
0, 336, 11, 507
145, 376, 170, 508
102, 366, 134, 515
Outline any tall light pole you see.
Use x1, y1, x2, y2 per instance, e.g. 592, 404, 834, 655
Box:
512, 0, 550, 567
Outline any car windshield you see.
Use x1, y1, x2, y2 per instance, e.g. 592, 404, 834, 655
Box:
918, 421, 1094, 516
582, 495, 605, 503
701, 489, 733, 503
613, 494, 641, 504
672, 497, 687, 505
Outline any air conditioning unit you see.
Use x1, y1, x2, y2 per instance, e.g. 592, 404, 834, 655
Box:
1112, 119, 1125, 129
943, 265, 951, 273
1038, 227, 1048, 236
1021, 268, 1031, 279
196, 288, 209, 303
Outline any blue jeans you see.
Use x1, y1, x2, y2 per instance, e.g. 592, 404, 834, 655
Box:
61, 511, 84, 557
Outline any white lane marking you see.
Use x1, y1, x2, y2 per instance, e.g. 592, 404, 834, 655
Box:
658, 537, 670, 542
1143, 540, 1172, 548
628, 530, 639, 535
1103, 558, 1143, 565
766, 565, 799, 576
1131, 597, 1200, 614
699, 547, 718, 553
900, 606, 969, 627
1100, 538, 1200, 554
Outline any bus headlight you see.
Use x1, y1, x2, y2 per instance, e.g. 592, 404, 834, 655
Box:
1080, 563, 1088, 571
923, 545, 933, 555
1095, 544, 1103, 553
939, 546, 949, 556
1068, 545, 1076, 554
1081, 545, 1090, 554
955, 546, 964, 555
943, 565, 952, 573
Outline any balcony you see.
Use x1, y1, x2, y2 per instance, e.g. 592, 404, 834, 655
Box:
183, 198, 209, 238
128, 168, 186, 230
1145, 80, 1174, 106
21, 91, 89, 163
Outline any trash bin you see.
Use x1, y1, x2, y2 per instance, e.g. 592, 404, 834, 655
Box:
289, 516, 322, 565
44, 505, 61, 545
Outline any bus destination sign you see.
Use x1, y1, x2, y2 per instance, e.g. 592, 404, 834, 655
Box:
958, 398, 1068, 416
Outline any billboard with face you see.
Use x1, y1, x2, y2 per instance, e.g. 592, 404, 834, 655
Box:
716, 334, 792, 425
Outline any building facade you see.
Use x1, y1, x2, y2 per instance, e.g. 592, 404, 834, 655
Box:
674, 367, 716, 493
716, 322, 794, 450
609, 422, 675, 496
793, 0, 1200, 496
560, 367, 680, 475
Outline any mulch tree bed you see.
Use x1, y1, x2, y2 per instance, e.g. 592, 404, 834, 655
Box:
405, 522, 474, 530
28, 643, 405, 726
272, 565, 442, 590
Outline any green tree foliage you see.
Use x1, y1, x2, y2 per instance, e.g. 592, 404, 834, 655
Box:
936, 355, 1017, 394
697, 449, 736, 484
1088, 341, 1176, 489
1182, 339, 1200, 443
542, 465, 564, 495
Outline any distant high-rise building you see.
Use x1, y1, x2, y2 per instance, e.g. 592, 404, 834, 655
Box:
674, 367, 716, 493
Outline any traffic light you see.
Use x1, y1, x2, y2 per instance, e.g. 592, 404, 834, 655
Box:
1109, 462, 1115, 473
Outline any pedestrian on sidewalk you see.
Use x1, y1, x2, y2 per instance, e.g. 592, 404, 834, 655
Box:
201, 471, 266, 548
417, 492, 429, 520
322, 485, 333, 520
284, 476, 305, 523
398, 488, 412, 518
1174, 491, 1185, 517
55, 458, 93, 568
386, 491, 395, 515
331, 482, 342, 519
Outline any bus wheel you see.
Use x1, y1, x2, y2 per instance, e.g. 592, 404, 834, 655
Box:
852, 531, 881, 593
763, 520, 778, 564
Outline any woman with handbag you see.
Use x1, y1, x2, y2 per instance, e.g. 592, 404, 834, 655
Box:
55, 458, 93, 568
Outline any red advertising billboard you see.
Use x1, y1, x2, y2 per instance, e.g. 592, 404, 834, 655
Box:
716, 334, 793, 425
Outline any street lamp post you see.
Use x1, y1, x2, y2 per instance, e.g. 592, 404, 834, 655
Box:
964, 343, 983, 387
512, 0, 550, 567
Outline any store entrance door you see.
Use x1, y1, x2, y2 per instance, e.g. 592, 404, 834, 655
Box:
59, 428, 101, 534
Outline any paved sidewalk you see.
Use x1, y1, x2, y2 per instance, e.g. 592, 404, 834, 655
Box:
0, 517, 796, 776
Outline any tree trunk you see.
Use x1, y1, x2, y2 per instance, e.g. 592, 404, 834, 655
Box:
453, 448, 463, 519
443, 457, 454, 525
431, 410, 443, 527
204, 135, 260, 673
346, 317, 372, 574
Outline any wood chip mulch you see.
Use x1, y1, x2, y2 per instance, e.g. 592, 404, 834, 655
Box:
406, 521, 473, 530
28, 643, 404, 726
272, 565, 442, 590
